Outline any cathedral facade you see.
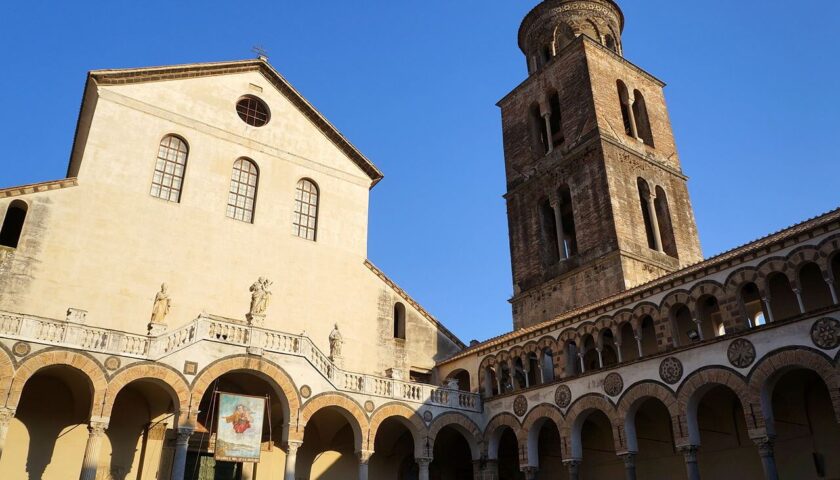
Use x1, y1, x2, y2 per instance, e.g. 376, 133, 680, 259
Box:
0, 1, 838, 479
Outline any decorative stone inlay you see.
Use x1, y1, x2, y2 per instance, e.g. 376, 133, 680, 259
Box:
513, 395, 528, 417
555, 385, 572, 409
727, 339, 757, 368
300, 385, 312, 399
603, 373, 624, 397
364, 401, 375, 413
183, 361, 198, 376
659, 357, 684, 385
811, 317, 840, 350
12, 341, 30, 357
423, 410, 433, 424
104, 356, 121, 371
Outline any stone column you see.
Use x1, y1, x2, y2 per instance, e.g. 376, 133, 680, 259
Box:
521, 466, 538, 480
578, 352, 585, 374
761, 296, 775, 324
417, 457, 432, 480
635, 334, 644, 358
826, 278, 839, 304
563, 459, 582, 480
521, 355, 531, 388
625, 97, 640, 139
679, 445, 701, 480
645, 194, 664, 253
793, 288, 806, 314
693, 316, 705, 341
0, 408, 15, 461
596, 348, 604, 368
753, 436, 779, 480
357, 450, 373, 480
542, 113, 554, 154
170, 427, 194, 480
615, 340, 624, 363
79, 420, 109, 480
550, 196, 569, 260
620, 452, 637, 480
284, 441, 302, 480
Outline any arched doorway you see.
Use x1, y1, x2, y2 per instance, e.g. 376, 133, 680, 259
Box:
370, 417, 418, 480
430, 426, 474, 480
5, 365, 95, 479
299, 405, 364, 480
578, 410, 621, 479
771, 369, 840, 478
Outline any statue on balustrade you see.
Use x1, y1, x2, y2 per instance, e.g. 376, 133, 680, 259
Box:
148, 283, 171, 335
249, 277, 273, 317
329, 323, 343, 365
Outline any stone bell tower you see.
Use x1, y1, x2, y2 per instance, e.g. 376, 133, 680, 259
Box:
501, 0, 703, 329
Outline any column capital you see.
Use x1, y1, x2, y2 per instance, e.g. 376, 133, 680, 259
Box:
416, 457, 432, 466
0, 408, 15, 425
88, 420, 109, 436
562, 458, 582, 466
176, 426, 194, 444
751, 435, 776, 456
357, 450, 374, 464
619, 451, 637, 465
678, 444, 700, 462
286, 440, 303, 453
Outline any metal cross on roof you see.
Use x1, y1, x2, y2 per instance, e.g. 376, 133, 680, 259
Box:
251, 45, 269, 60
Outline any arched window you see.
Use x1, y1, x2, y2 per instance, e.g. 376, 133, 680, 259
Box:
150, 135, 188, 202
557, 185, 578, 257
530, 104, 549, 155
227, 158, 259, 223
654, 186, 678, 258
632, 90, 655, 147
605, 35, 618, 53
740, 282, 767, 328
548, 91, 565, 147
0, 200, 28, 248
637, 178, 657, 250
293, 179, 319, 241
617, 81, 634, 137
539, 200, 561, 264
767, 273, 799, 320
393, 302, 406, 340
798, 263, 833, 311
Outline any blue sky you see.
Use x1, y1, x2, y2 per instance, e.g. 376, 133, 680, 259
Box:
1, 1, 838, 343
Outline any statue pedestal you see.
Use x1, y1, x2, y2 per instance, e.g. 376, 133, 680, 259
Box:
246, 313, 265, 327
148, 323, 167, 336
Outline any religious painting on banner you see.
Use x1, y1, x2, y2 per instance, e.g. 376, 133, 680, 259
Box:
215, 393, 266, 463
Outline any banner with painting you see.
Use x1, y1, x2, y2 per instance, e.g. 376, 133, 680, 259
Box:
214, 393, 266, 463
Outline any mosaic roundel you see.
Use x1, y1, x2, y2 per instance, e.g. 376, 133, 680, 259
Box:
555, 385, 572, 409
300, 385, 312, 399
423, 410, 433, 424
12, 341, 30, 357
811, 317, 840, 350
727, 338, 757, 368
603, 373, 624, 397
104, 356, 121, 371
513, 395, 528, 417
364, 401, 375, 413
659, 357, 684, 385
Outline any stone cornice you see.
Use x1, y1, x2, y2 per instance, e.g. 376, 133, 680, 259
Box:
0, 178, 78, 199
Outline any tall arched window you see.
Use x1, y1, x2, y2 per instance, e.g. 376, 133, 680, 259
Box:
637, 178, 657, 250
393, 302, 406, 339
293, 179, 319, 241
632, 90, 655, 147
654, 186, 678, 258
557, 185, 578, 257
227, 158, 259, 223
548, 91, 565, 147
539, 199, 560, 264
150, 135, 188, 202
617, 80, 634, 137
0, 200, 28, 248
530, 104, 549, 155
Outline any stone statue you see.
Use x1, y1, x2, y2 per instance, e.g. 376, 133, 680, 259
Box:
249, 277, 272, 316
148, 283, 171, 335
329, 324, 343, 361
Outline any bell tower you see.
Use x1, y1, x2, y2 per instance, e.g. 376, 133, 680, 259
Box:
501, 0, 703, 329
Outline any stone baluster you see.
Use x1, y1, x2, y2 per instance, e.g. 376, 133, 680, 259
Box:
753, 436, 779, 480
620, 452, 637, 480
0, 408, 15, 461
679, 445, 701, 480
170, 426, 194, 480
79, 419, 109, 480
284, 441, 302, 480
358, 450, 373, 480
564, 459, 582, 480
417, 457, 432, 480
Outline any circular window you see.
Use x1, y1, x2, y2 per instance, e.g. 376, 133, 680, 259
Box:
236, 95, 270, 127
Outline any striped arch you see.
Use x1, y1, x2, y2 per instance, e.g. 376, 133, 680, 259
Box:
676, 367, 753, 445
298, 393, 370, 451
427, 412, 483, 460
756, 256, 795, 287
748, 348, 840, 430
724, 266, 762, 298
6, 349, 108, 418
786, 245, 826, 278
659, 290, 692, 317
613, 309, 635, 332
101, 363, 190, 419
367, 403, 427, 455
189, 355, 300, 436
818, 234, 840, 269
688, 281, 727, 305
484, 412, 523, 460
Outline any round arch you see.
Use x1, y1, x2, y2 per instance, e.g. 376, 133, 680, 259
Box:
298, 393, 370, 451
617, 382, 679, 452
6, 349, 107, 417
367, 403, 427, 455
189, 355, 300, 435
520, 403, 565, 467
101, 363, 191, 419
676, 368, 753, 445
483, 412, 522, 460
427, 412, 482, 460
566, 394, 619, 458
